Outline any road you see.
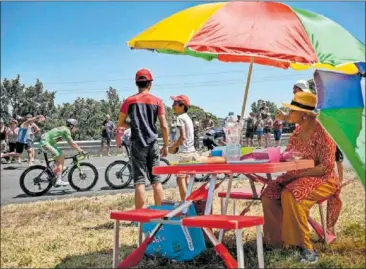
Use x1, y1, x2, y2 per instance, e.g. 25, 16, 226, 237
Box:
0, 152, 351, 205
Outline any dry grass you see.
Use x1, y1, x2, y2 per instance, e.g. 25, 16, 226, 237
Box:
1, 170, 365, 268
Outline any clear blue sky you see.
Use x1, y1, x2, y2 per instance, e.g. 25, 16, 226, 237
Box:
1, 1, 365, 118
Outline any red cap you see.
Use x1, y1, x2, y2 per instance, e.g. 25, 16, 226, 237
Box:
171, 95, 191, 107
135, 69, 153, 81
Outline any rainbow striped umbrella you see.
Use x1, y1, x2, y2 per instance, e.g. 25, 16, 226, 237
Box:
127, 2, 365, 116
314, 69, 365, 188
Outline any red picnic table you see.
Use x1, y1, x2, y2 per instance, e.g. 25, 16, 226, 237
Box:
110, 160, 316, 269
153, 159, 315, 219
151, 160, 315, 267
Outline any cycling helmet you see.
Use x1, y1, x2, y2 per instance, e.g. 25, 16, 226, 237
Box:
66, 119, 78, 127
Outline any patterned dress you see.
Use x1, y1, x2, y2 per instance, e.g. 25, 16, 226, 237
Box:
262, 120, 342, 229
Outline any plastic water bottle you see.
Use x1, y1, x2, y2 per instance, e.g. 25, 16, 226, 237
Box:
224, 113, 241, 162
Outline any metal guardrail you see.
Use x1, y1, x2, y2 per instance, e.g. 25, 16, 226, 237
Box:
33, 133, 290, 148
27, 134, 290, 159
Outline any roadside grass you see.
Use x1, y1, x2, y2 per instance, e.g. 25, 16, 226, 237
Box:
1, 169, 365, 268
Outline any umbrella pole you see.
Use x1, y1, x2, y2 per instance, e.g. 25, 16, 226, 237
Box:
240, 57, 254, 119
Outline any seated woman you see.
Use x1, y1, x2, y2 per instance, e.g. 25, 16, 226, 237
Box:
261, 92, 342, 263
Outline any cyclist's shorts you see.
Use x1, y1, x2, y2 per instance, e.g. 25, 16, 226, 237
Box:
39, 140, 62, 158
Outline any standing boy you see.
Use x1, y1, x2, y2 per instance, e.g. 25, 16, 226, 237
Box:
169, 95, 198, 201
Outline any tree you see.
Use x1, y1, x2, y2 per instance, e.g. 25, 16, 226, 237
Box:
101, 87, 121, 120
1, 75, 57, 121
0, 83, 10, 120
1, 75, 220, 140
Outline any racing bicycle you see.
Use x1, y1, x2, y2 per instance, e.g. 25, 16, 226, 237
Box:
19, 151, 99, 196
105, 142, 171, 189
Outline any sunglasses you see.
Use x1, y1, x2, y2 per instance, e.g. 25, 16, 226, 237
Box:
173, 101, 183, 106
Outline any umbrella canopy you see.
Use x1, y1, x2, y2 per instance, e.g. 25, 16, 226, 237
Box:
128, 2, 365, 74
314, 69, 365, 188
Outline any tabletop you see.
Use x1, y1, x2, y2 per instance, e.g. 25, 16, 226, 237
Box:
153, 160, 314, 175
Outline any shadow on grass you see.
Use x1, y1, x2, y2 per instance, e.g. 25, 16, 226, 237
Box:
53, 235, 365, 269
54, 245, 228, 269
82, 221, 135, 231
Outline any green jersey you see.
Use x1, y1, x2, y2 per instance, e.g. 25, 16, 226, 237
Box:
41, 126, 73, 145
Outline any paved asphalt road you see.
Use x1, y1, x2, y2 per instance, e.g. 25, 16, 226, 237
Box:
1, 152, 351, 205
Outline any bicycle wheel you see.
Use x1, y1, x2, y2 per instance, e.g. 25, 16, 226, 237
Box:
19, 165, 53, 196
104, 160, 132, 189
160, 158, 172, 185
68, 162, 99, 191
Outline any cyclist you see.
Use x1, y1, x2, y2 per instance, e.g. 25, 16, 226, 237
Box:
39, 119, 86, 186
202, 127, 226, 150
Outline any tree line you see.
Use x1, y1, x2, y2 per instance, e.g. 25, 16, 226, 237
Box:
1, 75, 298, 140
0, 75, 219, 140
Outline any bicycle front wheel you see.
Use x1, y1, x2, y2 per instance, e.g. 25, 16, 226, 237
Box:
104, 160, 132, 189
68, 162, 99, 191
19, 165, 53, 196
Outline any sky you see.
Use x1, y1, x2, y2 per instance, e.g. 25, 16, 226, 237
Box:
1, 1, 365, 118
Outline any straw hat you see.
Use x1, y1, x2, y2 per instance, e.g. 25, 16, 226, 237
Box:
282, 92, 317, 115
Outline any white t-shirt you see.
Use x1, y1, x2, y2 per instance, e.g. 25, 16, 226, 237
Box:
176, 113, 195, 153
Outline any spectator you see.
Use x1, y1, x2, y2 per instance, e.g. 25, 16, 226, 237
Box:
26, 114, 41, 165
114, 126, 124, 156
259, 102, 269, 116
245, 112, 256, 147
100, 114, 114, 157
263, 113, 273, 148
273, 118, 283, 147
0, 119, 7, 153
0, 115, 44, 166
261, 92, 340, 263
169, 95, 197, 201
256, 115, 264, 148
118, 69, 169, 209
280, 79, 344, 186
192, 115, 200, 150
7, 119, 20, 163
293, 80, 312, 94
202, 113, 214, 132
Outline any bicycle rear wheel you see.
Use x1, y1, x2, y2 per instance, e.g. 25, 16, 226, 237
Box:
104, 160, 132, 189
19, 165, 53, 196
68, 162, 99, 191
160, 158, 172, 185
